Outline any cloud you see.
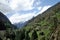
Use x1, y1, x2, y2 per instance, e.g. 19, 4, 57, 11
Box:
0, 3, 12, 14
9, 5, 51, 24
0, 0, 59, 24
8, 0, 52, 24
9, 0, 34, 10
0, 0, 12, 14
0, 0, 8, 5
37, 7, 42, 10
35, 5, 51, 16
9, 13, 35, 24
40, 6, 51, 13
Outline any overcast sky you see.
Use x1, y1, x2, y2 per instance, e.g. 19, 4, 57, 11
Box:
0, 0, 60, 24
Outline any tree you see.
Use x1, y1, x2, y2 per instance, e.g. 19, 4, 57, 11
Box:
5, 28, 15, 40
16, 30, 21, 40
25, 31, 30, 40
31, 30, 38, 40
16, 29, 25, 40
0, 37, 2, 40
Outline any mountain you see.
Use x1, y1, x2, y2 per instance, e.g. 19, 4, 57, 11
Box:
0, 12, 16, 30
25, 2, 60, 26
0, 12, 17, 40
0, 12, 11, 30
14, 22, 28, 28
14, 2, 60, 40
0, 2, 60, 40
14, 17, 35, 28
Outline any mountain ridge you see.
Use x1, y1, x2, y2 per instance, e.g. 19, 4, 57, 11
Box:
25, 2, 60, 27
19, 2, 60, 40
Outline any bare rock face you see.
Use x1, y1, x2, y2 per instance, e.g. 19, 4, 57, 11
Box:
0, 12, 11, 30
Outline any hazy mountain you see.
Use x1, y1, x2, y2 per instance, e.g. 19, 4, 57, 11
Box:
14, 17, 35, 28
14, 21, 28, 28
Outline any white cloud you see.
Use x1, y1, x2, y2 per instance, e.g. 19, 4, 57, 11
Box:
9, 5, 52, 24
0, 0, 52, 24
37, 7, 42, 10
0, 3, 12, 14
0, 0, 8, 5
35, 5, 51, 16
9, 0, 34, 10
9, 13, 35, 24
0, 0, 12, 14
40, 6, 51, 13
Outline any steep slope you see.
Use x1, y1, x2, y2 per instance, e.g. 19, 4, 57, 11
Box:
0, 12, 12, 30
25, 2, 60, 40
15, 2, 60, 40
0, 12, 17, 40
25, 2, 60, 27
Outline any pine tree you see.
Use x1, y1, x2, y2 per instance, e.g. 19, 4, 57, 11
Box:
31, 30, 38, 40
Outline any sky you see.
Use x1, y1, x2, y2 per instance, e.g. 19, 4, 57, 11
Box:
0, 0, 60, 24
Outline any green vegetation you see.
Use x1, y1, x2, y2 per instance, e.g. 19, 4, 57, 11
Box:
13, 5, 60, 40
0, 2, 60, 40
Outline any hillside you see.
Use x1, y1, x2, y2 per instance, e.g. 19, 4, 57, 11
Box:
25, 2, 60, 40
0, 2, 60, 40
0, 12, 16, 40
14, 2, 60, 40
0, 12, 12, 30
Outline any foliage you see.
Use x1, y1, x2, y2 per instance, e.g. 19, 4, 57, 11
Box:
0, 3, 60, 40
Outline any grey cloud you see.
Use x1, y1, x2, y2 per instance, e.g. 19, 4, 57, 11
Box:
0, 3, 12, 14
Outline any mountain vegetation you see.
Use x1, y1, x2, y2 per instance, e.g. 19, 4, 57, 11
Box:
0, 12, 16, 40
14, 2, 60, 40
0, 2, 60, 40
